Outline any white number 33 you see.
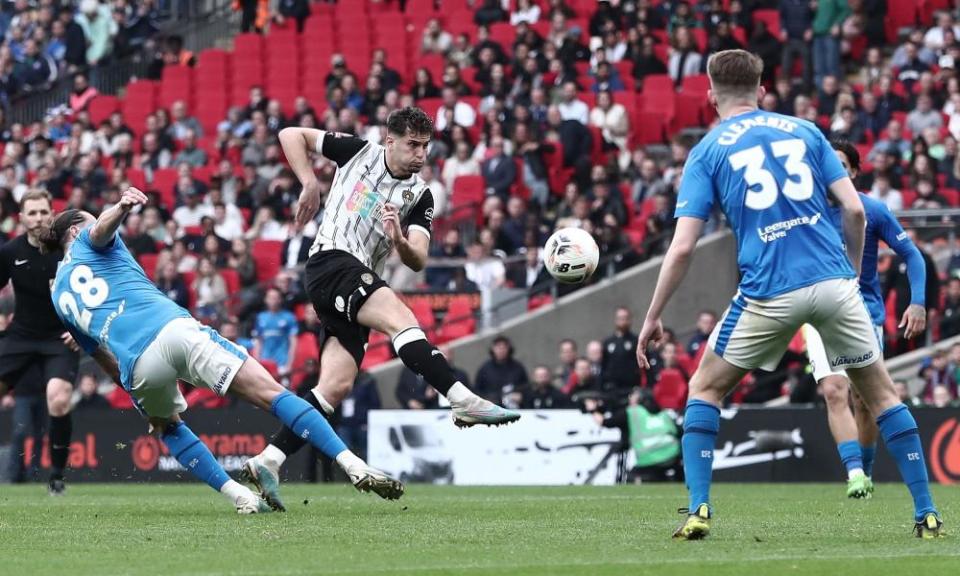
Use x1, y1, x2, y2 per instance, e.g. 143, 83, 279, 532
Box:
728, 139, 813, 210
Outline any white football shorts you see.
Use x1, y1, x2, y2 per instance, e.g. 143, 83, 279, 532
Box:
708, 278, 881, 373
802, 322, 884, 382
129, 318, 248, 418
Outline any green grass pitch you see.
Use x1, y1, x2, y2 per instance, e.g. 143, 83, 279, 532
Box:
0, 483, 956, 575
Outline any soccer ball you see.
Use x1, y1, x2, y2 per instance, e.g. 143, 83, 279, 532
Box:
543, 227, 600, 284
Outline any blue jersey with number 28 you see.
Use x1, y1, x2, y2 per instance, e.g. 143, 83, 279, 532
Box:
676, 110, 855, 299
51, 228, 192, 390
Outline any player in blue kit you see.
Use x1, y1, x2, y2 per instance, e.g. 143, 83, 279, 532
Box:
41, 187, 402, 514
802, 140, 928, 499
635, 50, 942, 539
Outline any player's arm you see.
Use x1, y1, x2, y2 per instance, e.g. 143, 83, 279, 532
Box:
829, 177, 866, 276
279, 127, 366, 227
91, 347, 121, 385
89, 187, 149, 248
385, 190, 435, 272
879, 206, 927, 338
636, 216, 705, 369
637, 145, 713, 369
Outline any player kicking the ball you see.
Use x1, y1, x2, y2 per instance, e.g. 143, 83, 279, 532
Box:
43, 188, 402, 514
802, 139, 928, 500
243, 107, 519, 509
636, 50, 942, 539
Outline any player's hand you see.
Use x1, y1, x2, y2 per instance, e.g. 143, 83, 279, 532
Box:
1, 393, 13, 409
61, 331, 80, 353
636, 317, 663, 370
381, 203, 403, 244
295, 180, 322, 229
899, 304, 927, 340
119, 187, 149, 211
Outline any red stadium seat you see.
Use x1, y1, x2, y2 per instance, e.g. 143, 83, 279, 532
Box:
641, 74, 674, 94
752, 9, 781, 38
219, 267, 240, 296
436, 317, 476, 344
446, 295, 475, 320
150, 168, 179, 209
361, 342, 393, 369
88, 95, 120, 126
681, 74, 710, 95
252, 240, 283, 282
292, 332, 320, 371
451, 175, 486, 209
139, 253, 160, 279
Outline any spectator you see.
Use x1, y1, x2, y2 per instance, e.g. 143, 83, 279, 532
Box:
475, 336, 528, 403
870, 119, 911, 162
227, 238, 259, 289
412, 68, 441, 101
76, 0, 117, 67
480, 136, 516, 200
168, 100, 204, 141
554, 339, 578, 388
245, 206, 286, 241
123, 212, 157, 258
897, 42, 930, 95
590, 60, 625, 93
895, 380, 922, 407
435, 87, 477, 132
562, 356, 599, 395
602, 307, 641, 390
668, 26, 703, 87
172, 130, 207, 167
253, 287, 298, 377
73, 374, 110, 411
868, 174, 904, 211
940, 277, 960, 339
155, 260, 189, 309
924, 11, 960, 52
631, 35, 668, 88
421, 18, 452, 54
811, 0, 848, 87
475, 0, 508, 26
274, 0, 310, 33
906, 95, 944, 136
172, 189, 212, 228
522, 365, 571, 409
15, 39, 57, 91
557, 81, 589, 125
913, 178, 950, 209
192, 256, 227, 320
512, 0, 542, 26
687, 310, 717, 357
780, 0, 813, 89
931, 384, 956, 408
589, 90, 630, 169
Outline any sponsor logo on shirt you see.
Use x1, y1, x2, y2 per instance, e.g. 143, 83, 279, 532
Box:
896, 231, 908, 242
99, 300, 126, 342
214, 366, 232, 395
346, 180, 382, 218
757, 213, 821, 243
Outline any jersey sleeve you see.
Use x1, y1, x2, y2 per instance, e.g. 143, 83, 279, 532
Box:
406, 189, 435, 239
876, 203, 926, 306
675, 145, 715, 220
77, 228, 119, 252
816, 131, 848, 186
66, 323, 100, 355
318, 131, 368, 167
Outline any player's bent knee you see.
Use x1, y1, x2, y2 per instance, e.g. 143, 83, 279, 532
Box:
46, 379, 73, 416
820, 376, 850, 406
230, 358, 287, 410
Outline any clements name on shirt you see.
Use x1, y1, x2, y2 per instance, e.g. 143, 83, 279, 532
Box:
717, 115, 799, 146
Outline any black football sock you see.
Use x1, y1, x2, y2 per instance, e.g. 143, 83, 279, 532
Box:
48, 414, 73, 480
392, 327, 456, 396
268, 389, 329, 457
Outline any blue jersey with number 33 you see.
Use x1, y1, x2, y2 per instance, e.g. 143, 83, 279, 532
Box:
51, 228, 192, 390
676, 110, 855, 299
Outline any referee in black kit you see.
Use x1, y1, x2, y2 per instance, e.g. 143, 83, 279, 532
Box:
0, 190, 79, 494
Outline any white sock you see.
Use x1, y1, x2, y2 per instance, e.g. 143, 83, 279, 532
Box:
445, 382, 474, 406
335, 449, 364, 472
261, 444, 287, 469
848, 467, 865, 480
220, 479, 249, 505
311, 388, 335, 415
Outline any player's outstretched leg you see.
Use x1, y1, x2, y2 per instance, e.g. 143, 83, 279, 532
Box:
847, 362, 943, 538
672, 349, 747, 541
230, 357, 404, 502
853, 391, 878, 495
46, 378, 74, 496
154, 417, 270, 514
358, 288, 520, 428
820, 375, 870, 499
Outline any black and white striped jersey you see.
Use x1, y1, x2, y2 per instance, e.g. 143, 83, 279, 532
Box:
310, 131, 434, 275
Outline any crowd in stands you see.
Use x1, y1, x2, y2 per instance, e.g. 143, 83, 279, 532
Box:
0, 0, 959, 418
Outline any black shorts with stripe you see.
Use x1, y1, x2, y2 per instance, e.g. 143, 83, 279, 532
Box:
304, 248, 389, 367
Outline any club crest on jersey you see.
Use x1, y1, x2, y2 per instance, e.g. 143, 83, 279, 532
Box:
361, 273, 374, 285
402, 189, 414, 203
335, 296, 345, 312
347, 180, 380, 218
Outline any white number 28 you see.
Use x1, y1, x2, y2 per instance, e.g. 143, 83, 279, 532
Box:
58, 265, 109, 333
728, 139, 814, 210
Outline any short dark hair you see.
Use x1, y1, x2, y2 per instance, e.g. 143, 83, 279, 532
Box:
707, 49, 763, 101
830, 138, 861, 172
386, 107, 433, 137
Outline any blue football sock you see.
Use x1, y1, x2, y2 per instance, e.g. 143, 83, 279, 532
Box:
860, 444, 877, 477
271, 391, 348, 459
161, 421, 230, 491
682, 399, 720, 511
837, 440, 864, 475
877, 404, 937, 521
